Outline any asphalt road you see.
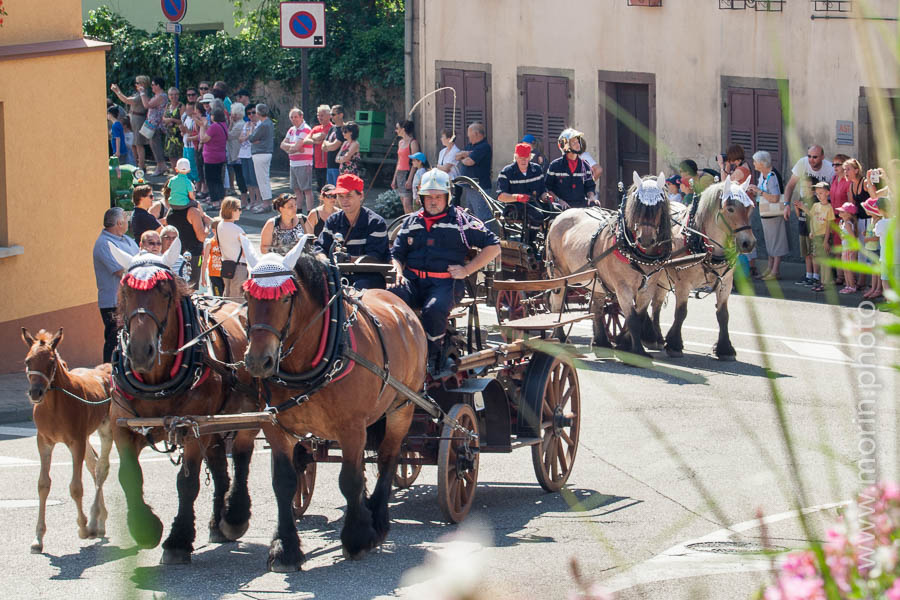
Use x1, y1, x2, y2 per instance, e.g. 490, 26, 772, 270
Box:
1, 287, 897, 599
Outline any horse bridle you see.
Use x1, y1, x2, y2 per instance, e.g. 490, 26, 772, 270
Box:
26, 350, 58, 398
245, 271, 300, 372
121, 265, 176, 361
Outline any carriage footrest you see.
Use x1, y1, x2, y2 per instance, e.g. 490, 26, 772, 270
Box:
500, 311, 593, 331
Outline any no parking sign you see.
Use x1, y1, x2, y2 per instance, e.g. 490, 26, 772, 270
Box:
280, 2, 326, 48
161, 0, 187, 23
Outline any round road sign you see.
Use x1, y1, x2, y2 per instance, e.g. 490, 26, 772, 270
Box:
289, 11, 316, 39
161, 0, 187, 23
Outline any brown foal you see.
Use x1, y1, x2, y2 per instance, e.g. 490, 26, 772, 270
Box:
22, 328, 113, 554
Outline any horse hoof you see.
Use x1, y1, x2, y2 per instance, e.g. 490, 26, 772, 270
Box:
218, 518, 250, 541
665, 348, 684, 358
78, 528, 90, 540
160, 548, 191, 565
268, 558, 302, 573
208, 527, 229, 544
342, 546, 369, 561
643, 341, 662, 351
30, 541, 43, 554
717, 354, 737, 362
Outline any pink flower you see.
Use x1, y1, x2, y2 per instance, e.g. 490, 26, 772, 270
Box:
883, 481, 900, 502
567, 584, 613, 600
764, 576, 825, 600
781, 552, 818, 578
887, 579, 900, 600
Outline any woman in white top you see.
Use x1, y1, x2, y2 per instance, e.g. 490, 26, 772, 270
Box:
216, 197, 248, 298
227, 103, 249, 208
436, 128, 461, 180
238, 109, 263, 211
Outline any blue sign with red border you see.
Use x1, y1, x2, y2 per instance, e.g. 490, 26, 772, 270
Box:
289, 11, 316, 39
161, 0, 187, 23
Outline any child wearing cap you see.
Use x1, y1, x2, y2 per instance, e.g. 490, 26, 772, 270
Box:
409, 152, 429, 201
166, 158, 196, 208
666, 175, 683, 204
836, 201, 859, 294
809, 182, 835, 292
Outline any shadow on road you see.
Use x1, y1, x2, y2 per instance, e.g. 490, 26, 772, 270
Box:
47, 540, 139, 580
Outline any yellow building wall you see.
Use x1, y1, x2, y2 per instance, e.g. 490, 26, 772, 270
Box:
0, 0, 84, 46
0, 50, 110, 320
416, 0, 900, 178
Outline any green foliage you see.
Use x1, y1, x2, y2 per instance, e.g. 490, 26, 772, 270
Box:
371, 189, 404, 221
85, 1, 404, 98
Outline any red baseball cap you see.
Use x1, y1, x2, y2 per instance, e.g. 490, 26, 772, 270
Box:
515, 143, 533, 159
333, 173, 364, 194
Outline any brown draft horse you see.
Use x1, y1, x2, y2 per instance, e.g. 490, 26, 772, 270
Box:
650, 176, 757, 360
546, 172, 673, 357
21, 328, 113, 554
239, 235, 426, 571
108, 240, 261, 564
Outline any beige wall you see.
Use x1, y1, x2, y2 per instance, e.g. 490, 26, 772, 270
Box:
82, 0, 261, 34
416, 0, 900, 179
0, 0, 84, 46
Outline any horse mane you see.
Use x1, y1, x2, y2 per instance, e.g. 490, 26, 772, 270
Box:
293, 253, 330, 308
115, 270, 193, 327
625, 175, 673, 255
695, 182, 725, 232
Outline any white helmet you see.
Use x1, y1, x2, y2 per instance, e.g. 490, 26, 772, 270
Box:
418, 168, 451, 195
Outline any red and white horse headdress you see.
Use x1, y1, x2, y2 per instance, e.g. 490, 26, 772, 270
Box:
108, 238, 182, 290
240, 234, 313, 300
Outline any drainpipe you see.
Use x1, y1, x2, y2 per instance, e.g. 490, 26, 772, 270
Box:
404, 0, 413, 114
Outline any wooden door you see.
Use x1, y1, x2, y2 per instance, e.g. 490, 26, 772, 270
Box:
614, 83, 650, 181
727, 87, 784, 173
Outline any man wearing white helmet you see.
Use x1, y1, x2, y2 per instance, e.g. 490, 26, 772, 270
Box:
545, 128, 598, 208
390, 169, 501, 374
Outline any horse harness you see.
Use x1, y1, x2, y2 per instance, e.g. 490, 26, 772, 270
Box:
585, 202, 672, 291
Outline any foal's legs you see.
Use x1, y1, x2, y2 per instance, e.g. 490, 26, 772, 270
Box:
367, 403, 415, 545
87, 419, 113, 538
263, 425, 304, 572
66, 439, 90, 540
31, 435, 54, 553
161, 437, 207, 564
115, 427, 163, 549
219, 428, 257, 541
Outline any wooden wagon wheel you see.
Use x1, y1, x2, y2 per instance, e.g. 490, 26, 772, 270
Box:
528, 354, 580, 492
393, 449, 423, 489
495, 289, 527, 324
603, 299, 625, 343
437, 403, 480, 523
291, 461, 317, 519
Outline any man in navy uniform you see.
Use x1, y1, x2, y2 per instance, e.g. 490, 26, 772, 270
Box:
314, 173, 389, 290
497, 141, 554, 239
545, 128, 598, 208
390, 169, 501, 374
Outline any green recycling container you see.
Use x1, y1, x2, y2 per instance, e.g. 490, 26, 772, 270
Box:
355, 110, 386, 153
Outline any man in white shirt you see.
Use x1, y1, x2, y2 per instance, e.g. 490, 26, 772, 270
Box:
436, 128, 461, 180
783, 145, 834, 284
280, 108, 314, 212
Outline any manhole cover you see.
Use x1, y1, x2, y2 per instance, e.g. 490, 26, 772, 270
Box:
0, 499, 62, 509
686, 541, 787, 555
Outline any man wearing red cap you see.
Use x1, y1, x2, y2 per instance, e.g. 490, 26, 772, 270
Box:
497, 142, 553, 239
313, 173, 390, 289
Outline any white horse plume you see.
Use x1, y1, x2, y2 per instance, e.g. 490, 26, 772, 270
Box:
241, 235, 314, 300
634, 170, 667, 206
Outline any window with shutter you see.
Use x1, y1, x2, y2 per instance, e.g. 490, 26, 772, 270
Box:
726, 86, 783, 171
521, 74, 570, 160
437, 68, 491, 146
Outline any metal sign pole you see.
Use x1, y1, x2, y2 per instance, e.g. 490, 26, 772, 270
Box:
301, 47, 309, 119
174, 33, 180, 90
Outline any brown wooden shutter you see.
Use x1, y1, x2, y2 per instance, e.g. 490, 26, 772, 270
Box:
754, 89, 783, 171
546, 77, 569, 161
437, 68, 464, 145
463, 70, 490, 142
523, 75, 548, 155
727, 87, 755, 156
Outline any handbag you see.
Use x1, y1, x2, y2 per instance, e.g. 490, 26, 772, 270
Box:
757, 172, 783, 217
220, 246, 243, 279
139, 120, 158, 139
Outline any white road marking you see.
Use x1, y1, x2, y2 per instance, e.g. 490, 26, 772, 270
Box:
602, 501, 848, 593
0, 448, 273, 469
681, 341, 896, 371
0, 426, 37, 438
781, 340, 850, 361
0, 499, 62, 508
0, 456, 38, 466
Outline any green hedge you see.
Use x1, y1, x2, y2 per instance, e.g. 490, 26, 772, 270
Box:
85, 1, 404, 99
